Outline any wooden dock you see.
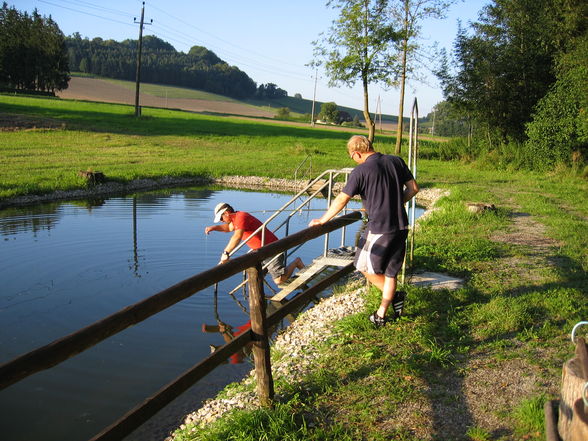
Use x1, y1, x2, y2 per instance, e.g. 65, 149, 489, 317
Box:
270, 246, 356, 301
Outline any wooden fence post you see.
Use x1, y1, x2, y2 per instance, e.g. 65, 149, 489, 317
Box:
558, 337, 588, 440
246, 263, 274, 407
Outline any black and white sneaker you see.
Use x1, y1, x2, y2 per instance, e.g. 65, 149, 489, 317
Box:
392, 291, 406, 318
369, 311, 387, 328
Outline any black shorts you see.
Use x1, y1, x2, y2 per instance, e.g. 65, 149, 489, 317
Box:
263, 252, 286, 280
354, 229, 408, 278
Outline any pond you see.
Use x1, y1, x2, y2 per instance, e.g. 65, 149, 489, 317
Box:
0, 185, 423, 441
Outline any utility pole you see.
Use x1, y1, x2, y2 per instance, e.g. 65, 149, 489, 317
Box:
375, 95, 383, 133
134, 2, 152, 117
310, 69, 318, 126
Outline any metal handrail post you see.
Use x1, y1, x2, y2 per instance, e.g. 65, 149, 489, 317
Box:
401, 97, 419, 284
323, 171, 334, 257
409, 99, 419, 262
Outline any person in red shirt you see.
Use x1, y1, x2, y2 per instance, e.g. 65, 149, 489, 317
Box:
204, 202, 304, 285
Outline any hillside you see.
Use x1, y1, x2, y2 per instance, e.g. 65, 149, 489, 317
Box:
58, 75, 402, 131
58, 76, 275, 118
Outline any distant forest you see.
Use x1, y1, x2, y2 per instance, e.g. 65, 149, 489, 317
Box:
66, 34, 287, 100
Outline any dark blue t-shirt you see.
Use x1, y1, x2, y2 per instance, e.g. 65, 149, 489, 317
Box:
342, 152, 414, 233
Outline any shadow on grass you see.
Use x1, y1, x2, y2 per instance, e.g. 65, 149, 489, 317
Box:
0, 99, 358, 141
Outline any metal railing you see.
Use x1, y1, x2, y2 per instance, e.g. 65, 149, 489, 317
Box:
227, 168, 356, 278
401, 98, 420, 283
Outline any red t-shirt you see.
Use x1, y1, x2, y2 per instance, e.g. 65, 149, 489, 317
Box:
229, 211, 278, 249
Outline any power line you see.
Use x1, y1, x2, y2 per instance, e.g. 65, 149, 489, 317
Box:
38, 0, 134, 28
147, 3, 305, 70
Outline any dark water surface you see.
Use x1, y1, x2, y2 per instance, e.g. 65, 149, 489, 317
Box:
0, 186, 387, 441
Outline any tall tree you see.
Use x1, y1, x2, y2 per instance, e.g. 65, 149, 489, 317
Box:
436, 0, 577, 143
388, 0, 456, 154
0, 3, 69, 93
313, 0, 399, 142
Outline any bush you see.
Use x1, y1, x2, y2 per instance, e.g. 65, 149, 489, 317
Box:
275, 107, 290, 119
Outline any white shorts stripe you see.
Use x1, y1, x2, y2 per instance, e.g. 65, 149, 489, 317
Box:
355, 232, 383, 274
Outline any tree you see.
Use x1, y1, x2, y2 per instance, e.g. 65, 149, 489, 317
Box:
256, 83, 287, 99
436, 0, 580, 143
524, 33, 588, 169
0, 3, 69, 93
388, 0, 457, 153
425, 100, 471, 137
275, 107, 291, 119
319, 101, 340, 123
313, 0, 399, 142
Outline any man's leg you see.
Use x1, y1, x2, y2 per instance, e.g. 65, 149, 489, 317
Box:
362, 271, 400, 320
275, 257, 304, 285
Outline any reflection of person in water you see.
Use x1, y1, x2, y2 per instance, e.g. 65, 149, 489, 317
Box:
202, 320, 252, 364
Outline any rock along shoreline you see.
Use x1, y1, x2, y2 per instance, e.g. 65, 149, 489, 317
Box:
0, 175, 445, 210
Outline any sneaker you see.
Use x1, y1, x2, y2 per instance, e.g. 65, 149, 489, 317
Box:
392, 291, 406, 318
369, 311, 387, 328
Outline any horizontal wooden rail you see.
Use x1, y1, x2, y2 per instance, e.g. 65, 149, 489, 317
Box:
89, 263, 355, 441
0, 211, 361, 391
89, 331, 253, 441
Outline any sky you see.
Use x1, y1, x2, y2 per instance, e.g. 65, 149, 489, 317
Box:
13, 0, 488, 116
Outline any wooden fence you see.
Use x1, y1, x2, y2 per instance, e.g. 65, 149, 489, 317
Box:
0, 211, 362, 440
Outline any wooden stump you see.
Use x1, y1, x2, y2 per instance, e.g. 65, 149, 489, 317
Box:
558, 338, 588, 440
570, 397, 588, 441
78, 170, 106, 185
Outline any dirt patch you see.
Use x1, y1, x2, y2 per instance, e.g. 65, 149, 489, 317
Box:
57, 77, 276, 118
492, 212, 561, 252
0, 113, 66, 131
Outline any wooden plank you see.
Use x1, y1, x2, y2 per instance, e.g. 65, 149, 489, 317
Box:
266, 263, 355, 329
271, 262, 326, 301
314, 256, 355, 266
247, 264, 274, 407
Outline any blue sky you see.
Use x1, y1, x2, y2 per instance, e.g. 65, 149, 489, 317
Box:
13, 0, 488, 115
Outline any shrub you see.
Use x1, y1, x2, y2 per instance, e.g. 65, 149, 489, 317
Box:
275, 107, 290, 119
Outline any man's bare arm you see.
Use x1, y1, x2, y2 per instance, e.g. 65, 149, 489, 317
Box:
309, 192, 352, 226
403, 179, 419, 203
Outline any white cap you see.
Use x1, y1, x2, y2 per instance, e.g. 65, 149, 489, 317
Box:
213, 202, 230, 223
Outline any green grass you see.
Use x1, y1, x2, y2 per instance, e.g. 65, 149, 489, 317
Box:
170, 164, 586, 440
0, 94, 446, 200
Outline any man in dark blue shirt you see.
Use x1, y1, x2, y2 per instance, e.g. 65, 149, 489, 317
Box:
310, 135, 419, 327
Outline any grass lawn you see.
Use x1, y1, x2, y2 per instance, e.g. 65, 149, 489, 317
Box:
0, 93, 422, 200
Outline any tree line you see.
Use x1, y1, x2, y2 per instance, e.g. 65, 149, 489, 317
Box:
66, 34, 264, 99
0, 3, 69, 93
435, 0, 587, 171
